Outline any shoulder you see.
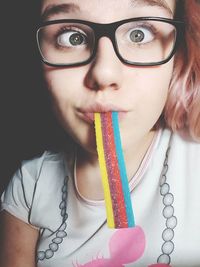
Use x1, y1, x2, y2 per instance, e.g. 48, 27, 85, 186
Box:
1, 150, 69, 228
20, 150, 66, 181
171, 132, 200, 160
167, 132, 200, 182
18, 150, 69, 210
24, 150, 70, 229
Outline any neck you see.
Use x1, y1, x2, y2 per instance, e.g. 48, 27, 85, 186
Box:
124, 130, 156, 181
75, 130, 157, 201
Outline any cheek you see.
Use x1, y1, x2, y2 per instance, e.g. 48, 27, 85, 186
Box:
130, 62, 173, 108
44, 69, 75, 93
125, 62, 174, 131
42, 70, 74, 127
43, 67, 84, 107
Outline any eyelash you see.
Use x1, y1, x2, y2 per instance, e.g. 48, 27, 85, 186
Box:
131, 22, 157, 34
56, 25, 85, 37
51, 22, 159, 50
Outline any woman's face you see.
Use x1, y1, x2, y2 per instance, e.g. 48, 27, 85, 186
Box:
41, 0, 176, 154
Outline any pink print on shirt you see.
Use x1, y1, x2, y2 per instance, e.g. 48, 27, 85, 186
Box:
75, 226, 145, 267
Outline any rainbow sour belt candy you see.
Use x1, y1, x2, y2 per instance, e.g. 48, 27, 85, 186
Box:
94, 111, 135, 228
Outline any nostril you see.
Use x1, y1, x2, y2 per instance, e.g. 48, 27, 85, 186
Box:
93, 81, 100, 91
110, 83, 119, 90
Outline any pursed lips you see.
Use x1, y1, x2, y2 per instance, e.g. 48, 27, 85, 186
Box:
77, 104, 128, 123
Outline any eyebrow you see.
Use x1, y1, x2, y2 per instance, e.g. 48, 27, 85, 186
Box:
41, 0, 173, 22
131, 0, 173, 16
41, 3, 80, 21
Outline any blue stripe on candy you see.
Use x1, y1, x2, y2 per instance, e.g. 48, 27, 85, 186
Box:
112, 111, 135, 227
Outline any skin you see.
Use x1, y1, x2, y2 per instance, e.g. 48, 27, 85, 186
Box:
0, 0, 176, 266
0, 211, 39, 267
41, 0, 176, 199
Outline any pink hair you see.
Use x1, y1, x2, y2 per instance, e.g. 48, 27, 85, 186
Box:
164, 0, 200, 141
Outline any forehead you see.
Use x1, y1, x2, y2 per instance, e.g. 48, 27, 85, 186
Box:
41, 0, 176, 22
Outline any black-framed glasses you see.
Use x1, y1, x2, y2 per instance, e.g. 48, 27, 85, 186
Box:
36, 17, 184, 67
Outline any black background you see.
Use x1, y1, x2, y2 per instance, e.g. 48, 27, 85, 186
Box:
0, 1, 65, 194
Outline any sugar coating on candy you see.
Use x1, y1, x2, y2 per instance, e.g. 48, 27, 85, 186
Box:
94, 112, 115, 228
94, 111, 135, 228
101, 112, 127, 228
112, 112, 135, 227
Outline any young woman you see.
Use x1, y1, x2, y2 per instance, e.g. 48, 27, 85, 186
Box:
1, 0, 200, 266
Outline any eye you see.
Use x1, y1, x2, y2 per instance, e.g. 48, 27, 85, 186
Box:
128, 27, 154, 44
57, 30, 87, 47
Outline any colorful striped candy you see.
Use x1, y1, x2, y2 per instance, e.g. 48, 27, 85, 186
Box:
94, 111, 135, 228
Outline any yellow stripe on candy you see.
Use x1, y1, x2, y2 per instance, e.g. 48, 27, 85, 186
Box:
94, 113, 115, 228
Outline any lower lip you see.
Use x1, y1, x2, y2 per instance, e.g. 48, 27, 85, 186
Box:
80, 111, 127, 124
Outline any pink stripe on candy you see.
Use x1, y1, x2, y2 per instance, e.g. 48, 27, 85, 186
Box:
101, 112, 128, 228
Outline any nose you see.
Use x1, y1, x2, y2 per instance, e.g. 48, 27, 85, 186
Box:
85, 37, 123, 91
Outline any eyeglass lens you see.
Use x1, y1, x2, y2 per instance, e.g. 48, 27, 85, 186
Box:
37, 20, 176, 65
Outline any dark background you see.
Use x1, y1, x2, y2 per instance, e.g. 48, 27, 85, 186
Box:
0, 1, 66, 195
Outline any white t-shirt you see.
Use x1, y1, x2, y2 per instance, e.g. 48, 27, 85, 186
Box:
1, 129, 200, 267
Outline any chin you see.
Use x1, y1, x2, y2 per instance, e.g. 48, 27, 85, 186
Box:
74, 132, 97, 154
